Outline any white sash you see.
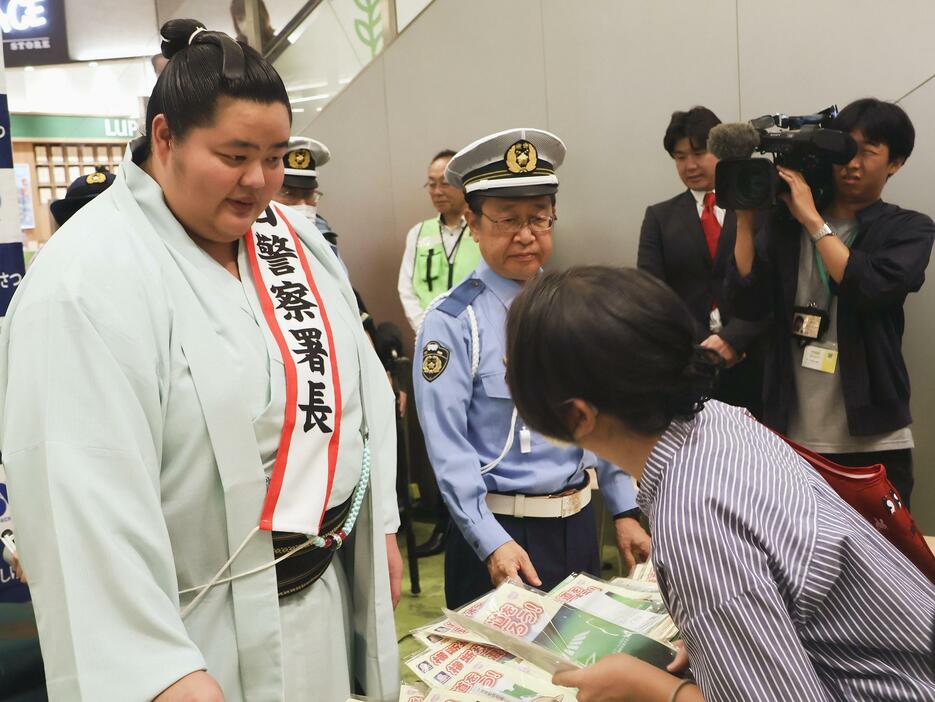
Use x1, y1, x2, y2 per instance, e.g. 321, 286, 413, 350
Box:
243, 204, 342, 536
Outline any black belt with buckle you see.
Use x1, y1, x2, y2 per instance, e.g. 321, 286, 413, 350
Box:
273, 496, 353, 599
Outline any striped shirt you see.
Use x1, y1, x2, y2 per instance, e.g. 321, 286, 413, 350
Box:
638, 401, 935, 701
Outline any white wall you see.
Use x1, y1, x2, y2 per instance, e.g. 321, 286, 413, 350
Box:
303, 0, 935, 531
64, 0, 160, 61
7, 59, 155, 116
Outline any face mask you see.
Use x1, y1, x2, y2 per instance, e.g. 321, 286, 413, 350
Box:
291, 204, 317, 220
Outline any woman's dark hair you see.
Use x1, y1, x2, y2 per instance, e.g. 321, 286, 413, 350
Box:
663, 106, 721, 155
831, 98, 915, 163
505, 266, 720, 440
137, 18, 291, 162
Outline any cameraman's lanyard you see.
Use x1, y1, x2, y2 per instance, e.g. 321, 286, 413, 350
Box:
796, 227, 857, 373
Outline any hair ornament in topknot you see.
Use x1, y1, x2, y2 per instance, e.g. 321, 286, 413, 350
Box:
188, 26, 207, 45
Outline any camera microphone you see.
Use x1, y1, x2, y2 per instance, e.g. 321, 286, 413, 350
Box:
707, 122, 762, 161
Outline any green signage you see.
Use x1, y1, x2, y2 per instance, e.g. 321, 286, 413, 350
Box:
11, 114, 140, 141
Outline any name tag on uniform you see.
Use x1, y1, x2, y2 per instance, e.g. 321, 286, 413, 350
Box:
802, 343, 838, 374
709, 307, 722, 333
519, 426, 532, 454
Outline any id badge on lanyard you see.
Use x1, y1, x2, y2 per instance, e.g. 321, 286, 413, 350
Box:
792, 302, 827, 343
793, 245, 838, 372
793, 302, 838, 374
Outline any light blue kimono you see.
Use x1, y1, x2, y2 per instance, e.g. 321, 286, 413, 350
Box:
0, 148, 400, 701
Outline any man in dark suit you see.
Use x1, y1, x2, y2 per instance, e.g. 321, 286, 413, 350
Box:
638, 106, 764, 414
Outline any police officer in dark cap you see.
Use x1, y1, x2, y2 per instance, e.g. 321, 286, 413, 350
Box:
50, 167, 116, 228
276, 137, 339, 255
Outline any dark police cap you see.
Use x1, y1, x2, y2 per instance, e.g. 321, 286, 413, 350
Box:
50, 168, 116, 226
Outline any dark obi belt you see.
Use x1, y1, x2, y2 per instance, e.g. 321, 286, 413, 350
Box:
272, 496, 352, 599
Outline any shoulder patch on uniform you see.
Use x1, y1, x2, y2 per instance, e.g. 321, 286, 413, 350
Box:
437, 277, 486, 318
421, 340, 450, 382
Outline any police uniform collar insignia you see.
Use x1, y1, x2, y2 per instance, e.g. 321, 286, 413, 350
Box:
505, 140, 537, 174
422, 341, 450, 382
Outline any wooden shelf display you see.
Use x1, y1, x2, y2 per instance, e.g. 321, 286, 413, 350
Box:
11, 113, 140, 244
14, 140, 127, 244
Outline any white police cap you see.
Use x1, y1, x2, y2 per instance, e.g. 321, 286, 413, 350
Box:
445, 128, 565, 197
282, 136, 331, 188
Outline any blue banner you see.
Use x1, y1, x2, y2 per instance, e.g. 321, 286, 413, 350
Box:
0, 93, 11, 169
0, 241, 23, 316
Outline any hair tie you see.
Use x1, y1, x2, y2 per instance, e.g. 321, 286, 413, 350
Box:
666, 345, 721, 418
685, 345, 722, 383
188, 26, 207, 45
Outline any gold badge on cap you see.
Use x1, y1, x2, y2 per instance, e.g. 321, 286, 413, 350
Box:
421, 341, 450, 382
287, 148, 312, 170
86, 172, 107, 185
505, 140, 538, 174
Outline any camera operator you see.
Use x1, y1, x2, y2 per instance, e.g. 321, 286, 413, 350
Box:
731, 98, 935, 506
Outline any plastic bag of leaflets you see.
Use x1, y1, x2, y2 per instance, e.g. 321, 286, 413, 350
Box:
401, 564, 681, 701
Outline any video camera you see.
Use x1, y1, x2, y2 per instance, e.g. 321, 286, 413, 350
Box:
709, 106, 857, 210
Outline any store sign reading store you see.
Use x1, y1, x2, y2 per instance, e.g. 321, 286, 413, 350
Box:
1, 0, 68, 67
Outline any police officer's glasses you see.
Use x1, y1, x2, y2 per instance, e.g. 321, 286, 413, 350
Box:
480, 212, 557, 237
280, 186, 323, 205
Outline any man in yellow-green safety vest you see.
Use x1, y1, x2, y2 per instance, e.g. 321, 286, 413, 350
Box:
398, 149, 481, 332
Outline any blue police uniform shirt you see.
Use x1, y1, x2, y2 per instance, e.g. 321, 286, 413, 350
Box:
413, 260, 638, 561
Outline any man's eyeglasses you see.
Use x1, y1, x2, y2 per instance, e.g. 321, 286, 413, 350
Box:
480, 211, 557, 236
280, 187, 323, 204
423, 180, 455, 191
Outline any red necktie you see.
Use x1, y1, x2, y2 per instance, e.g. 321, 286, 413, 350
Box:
701, 191, 721, 260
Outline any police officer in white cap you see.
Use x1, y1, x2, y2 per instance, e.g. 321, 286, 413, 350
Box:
277, 136, 341, 257
277, 137, 382, 342
413, 128, 651, 607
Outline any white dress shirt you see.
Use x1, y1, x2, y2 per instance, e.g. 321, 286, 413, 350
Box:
690, 189, 726, 226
